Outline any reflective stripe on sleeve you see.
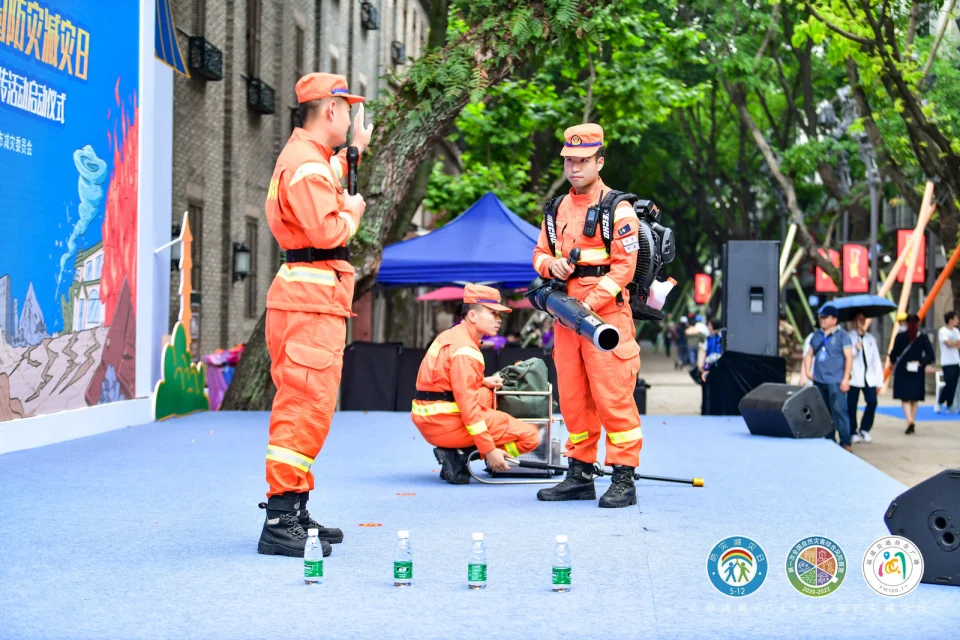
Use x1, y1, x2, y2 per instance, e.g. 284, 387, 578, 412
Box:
613, 204, 639, 223
597, 275, 621, 296
453, 346, 484, 364
535, 254, 551, 272
332, 160, 344, 180
289, 162, 335, 187
276, 264, 337, 286
568, 431, 590, 444
266, 445, 315, 472
607, 426, 644, 445
427, 341, 442, 357
338, 211, 358, 237
504, 442, 520, 457
466, 420, 488, 435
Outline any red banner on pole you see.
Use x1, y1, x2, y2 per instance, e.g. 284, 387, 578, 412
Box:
842, 244, 869, 293
694, 273, 712, 304
897, 229, 926, 283
815, 249, 840, 293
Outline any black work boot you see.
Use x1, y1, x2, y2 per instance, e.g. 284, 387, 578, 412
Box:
536, 459, 596, 501
257, 492, 331, 557
296, 492, 344, 544
433, 446, 474, 485
599, 465, 638, 508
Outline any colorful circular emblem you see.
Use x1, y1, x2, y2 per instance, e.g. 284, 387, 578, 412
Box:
785, 536, 846, 597
862, 535, 924, 597
707, 536, 768, 597
570, 135, 582, 146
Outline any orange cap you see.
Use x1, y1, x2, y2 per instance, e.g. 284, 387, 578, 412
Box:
295, 72, 365, 104
463, 284, 512, 313
560, 123, 604, 158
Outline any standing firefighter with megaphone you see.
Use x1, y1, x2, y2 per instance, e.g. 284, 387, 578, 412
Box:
531, 124, 644, 508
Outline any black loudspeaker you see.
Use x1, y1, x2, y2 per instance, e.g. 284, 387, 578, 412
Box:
884, 469, 960, 586
722, 240, 780, 356
738, 383, 834, 438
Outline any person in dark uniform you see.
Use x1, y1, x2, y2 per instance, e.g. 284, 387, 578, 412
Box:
890, 314, 935, 435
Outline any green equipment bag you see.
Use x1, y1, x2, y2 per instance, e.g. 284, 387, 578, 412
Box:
495, 357, 557, 419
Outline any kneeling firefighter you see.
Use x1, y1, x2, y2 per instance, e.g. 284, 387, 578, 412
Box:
411, 285, 541, 484
532, 123, 643, 508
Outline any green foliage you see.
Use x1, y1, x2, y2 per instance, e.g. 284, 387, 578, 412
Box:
154, 322, 208, 421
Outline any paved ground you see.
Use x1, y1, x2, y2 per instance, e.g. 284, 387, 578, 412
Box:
641, 343, 960, 487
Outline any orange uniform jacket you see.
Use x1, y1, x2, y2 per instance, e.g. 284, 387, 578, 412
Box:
532, 178, 639, 314
265, 128, 363, 316
412, 323, 498, 454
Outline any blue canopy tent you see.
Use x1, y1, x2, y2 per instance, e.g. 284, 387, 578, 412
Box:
377, 192, 541, 289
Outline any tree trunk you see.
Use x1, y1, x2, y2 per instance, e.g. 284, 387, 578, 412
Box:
222, 0, 609, 411
219, 311, 275, 410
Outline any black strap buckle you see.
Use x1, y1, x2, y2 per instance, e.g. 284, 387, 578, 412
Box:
570, 265, 611, 279
414, 390, 456, 402
285, 247, 351, 263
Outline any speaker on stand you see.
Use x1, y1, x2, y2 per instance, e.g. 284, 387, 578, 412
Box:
884, 469, 960, 586
738, 383, 834, 438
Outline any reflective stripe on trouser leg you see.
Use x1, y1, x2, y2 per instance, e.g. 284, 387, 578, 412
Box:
265, 309, 344, 497
554, 323, 603, 464
266, 445, 315, 472
503, 441, 520, 457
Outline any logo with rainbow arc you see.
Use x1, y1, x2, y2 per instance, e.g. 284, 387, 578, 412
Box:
707, 536, 768, 597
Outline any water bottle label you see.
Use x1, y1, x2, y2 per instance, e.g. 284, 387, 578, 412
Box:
304, 560, 323, 579
394, 561, 413, 580
552, 567, 571, 585
468, 563, 487, 582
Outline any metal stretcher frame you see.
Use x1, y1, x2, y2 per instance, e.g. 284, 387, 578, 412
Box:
466, 384, 565, 485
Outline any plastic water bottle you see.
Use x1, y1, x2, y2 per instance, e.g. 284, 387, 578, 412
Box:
468, 532, 487, 589
552, 534, 571, 592
394, 530, 413, 587
304, 528, 323, 585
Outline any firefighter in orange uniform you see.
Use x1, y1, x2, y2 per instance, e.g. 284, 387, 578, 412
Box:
412, 284, 541, 484
257, 73, 374, 558
531, 123, 643, 508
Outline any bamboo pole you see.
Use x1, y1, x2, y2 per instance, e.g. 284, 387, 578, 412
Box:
780, 223, 797, 275
880, 182, 937, 381
784, 303, 802, 343
670, 280, 692, 319
917, 241, 960, 321
866, 181, 936, 331
779, 247, 804, 289
792, 275, 816, 327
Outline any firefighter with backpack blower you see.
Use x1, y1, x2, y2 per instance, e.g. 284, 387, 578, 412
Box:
531, 123, 644, 508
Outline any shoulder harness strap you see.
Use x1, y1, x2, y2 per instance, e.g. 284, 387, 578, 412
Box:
544, 195, 565, 259
597, 190, 638, 256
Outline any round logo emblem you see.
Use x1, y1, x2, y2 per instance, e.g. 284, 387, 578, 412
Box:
785, 536, 847, 597
707, 536, 768, 597
570, 135, 582, 146
862, 535, 924, 596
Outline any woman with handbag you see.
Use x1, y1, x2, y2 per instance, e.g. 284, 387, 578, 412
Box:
889, 314, 936, 435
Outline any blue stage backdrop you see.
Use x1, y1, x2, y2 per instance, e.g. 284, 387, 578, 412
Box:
0, 1, 141, 420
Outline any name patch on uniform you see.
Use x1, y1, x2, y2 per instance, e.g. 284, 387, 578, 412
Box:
617, 224, 632, 237
620, 234, 640, 253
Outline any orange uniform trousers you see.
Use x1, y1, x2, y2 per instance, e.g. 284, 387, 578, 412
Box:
555, 295, 642, 467
264, 308, 345, 497
412, 388, 540, 458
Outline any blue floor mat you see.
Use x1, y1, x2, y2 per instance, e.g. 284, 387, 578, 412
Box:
0, 411, 957, 639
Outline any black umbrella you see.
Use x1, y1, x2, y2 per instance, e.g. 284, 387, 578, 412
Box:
819, 294, 897, 322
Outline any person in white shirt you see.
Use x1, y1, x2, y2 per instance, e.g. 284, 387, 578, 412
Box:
846, 313, 883, 443
936, 311, 960, 412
